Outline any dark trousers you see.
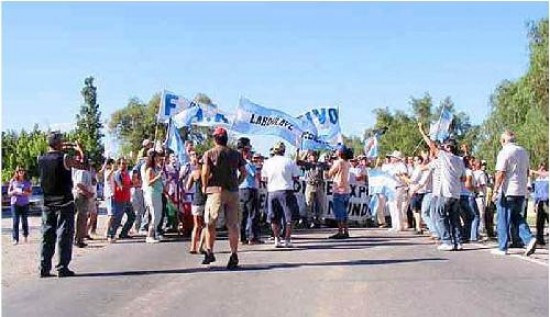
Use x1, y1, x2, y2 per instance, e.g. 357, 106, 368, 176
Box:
239, 188, 260, 242
485, 202, 496, 238
40, 203, 75, 273
536, 200, 549, 243
510, 198, 528, 247
11, 204, 29, 242
438, 197, 463, 247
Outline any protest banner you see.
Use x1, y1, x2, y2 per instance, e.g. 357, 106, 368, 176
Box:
233, 98, 316, 146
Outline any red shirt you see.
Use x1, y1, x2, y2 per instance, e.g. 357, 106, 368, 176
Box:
113, 170, 132, 202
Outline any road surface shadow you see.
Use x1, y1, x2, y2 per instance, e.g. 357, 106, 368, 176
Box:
231, 241, 432, 254
74, 257, 448, 278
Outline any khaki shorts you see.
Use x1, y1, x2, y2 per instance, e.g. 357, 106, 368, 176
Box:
204, 190, 240, 229
191, 205, 205, 217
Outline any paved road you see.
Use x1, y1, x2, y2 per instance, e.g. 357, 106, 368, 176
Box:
2, 228, 548, 317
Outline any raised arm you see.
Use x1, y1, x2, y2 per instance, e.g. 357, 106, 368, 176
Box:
418, 122, 439, 157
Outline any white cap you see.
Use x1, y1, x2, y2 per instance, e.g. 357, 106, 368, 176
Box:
389, 150, 404, 160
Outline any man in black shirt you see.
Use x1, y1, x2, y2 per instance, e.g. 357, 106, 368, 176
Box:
38, 131, 88, 278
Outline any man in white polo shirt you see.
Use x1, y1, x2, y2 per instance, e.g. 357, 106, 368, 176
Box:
492, 130, 537, 256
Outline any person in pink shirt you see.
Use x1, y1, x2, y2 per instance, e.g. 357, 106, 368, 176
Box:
327, 146, 352, 239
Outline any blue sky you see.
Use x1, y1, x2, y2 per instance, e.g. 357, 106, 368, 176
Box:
2, 2, 548, 155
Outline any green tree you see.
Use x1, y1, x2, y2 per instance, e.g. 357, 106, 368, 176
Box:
476, 19, 549, 169
109, 94, 163, 160
1, 125, 48, 183
365, 94, 475, 158
75, 77, 104, 165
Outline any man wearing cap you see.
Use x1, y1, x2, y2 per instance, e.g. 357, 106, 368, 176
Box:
491, 130, 537, 256
419, 123, 466, 251
386, 150, 409, 232
38, 132, 88, 277
201, 127, 247, 269
237, 137, 263, 244
296, 150, 328, 229
262, 141, 301, 247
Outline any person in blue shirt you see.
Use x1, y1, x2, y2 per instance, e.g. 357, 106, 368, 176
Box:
531, 162, 549, 245
237, 137, 264, 245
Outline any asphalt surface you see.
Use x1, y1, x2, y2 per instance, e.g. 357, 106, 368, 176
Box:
2, 228, 548, 317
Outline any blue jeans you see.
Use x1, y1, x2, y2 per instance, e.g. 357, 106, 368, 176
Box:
40, 202, 75, 272
496, 195, 534, 251
110, 201, 135, 238
333, 193, 350, 222
430, 195, 441, 238
437, 197, 462, 247
420, 193, 433, 233
460, 194, 479, 241
12, 204, 29, 242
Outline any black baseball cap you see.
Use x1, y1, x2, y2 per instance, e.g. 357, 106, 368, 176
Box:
47, 131, 64, 147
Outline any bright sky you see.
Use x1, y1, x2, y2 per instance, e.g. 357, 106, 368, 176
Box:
2, 2, 548, 155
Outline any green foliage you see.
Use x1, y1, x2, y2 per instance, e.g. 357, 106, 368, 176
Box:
364, 94, 475, 158
75, 77, 104, 165
476, 19, 549, 169
108, 94, 162, 161
1, 125, 48, 183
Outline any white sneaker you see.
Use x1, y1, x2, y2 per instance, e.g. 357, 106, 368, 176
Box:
491, 249, 507, 256
146, 237, 159, 244
23, 237, 28, 243
12, 240, 18, 246
456, 244, 463, 251
107, 238, 117, 244
274, 238, 284, 248
284, 240, 294, 248
437, 244, 454, 251
525, 238, 537, 257
157, 235, 164, 241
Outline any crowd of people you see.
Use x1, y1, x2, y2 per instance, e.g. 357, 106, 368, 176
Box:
6, 124, 548, 277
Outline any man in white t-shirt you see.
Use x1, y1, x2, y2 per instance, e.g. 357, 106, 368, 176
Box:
419, 123, 465, 251
262, 142, 300, 248
492, 130, 537, 256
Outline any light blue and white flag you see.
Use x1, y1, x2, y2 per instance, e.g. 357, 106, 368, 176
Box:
157, 90, 193, 123
297, 107, 343, 145
233, 98, 314, 146
192, 103, 233, 128
165, 119, 188, 164
297, 116, 336, 151
368, 169, 397, 200
364, 133, 380, 158
429, 107, 453, 142
172, 102, 233, 128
